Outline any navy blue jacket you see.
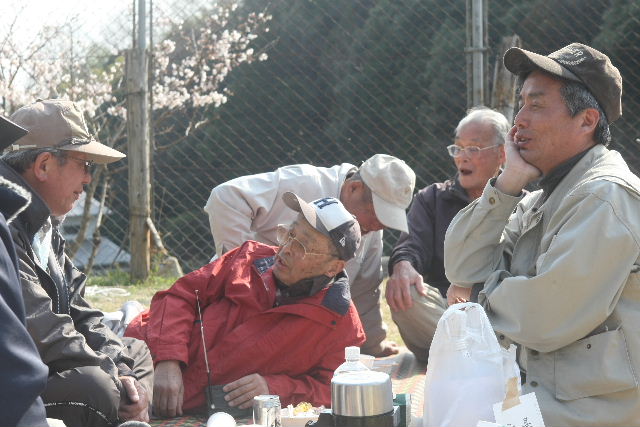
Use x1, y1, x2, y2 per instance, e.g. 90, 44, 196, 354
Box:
0, 177, 48, 427
389, 178, 470, 298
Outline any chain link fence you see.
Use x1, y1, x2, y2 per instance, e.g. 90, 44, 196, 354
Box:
3, 0, 640, 274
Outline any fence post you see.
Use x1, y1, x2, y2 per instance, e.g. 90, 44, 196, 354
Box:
491, 35, 521, 124
126, 0, 151, 281
466, 0, 487, 108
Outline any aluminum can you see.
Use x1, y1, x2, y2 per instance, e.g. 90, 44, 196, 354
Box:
253, 394, 281, 427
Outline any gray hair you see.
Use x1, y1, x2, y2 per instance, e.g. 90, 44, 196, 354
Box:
455, 106, 510, 146
2, 148, 68, 174
560, 80, 611, 146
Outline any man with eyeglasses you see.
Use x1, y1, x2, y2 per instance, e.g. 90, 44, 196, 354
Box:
0, 99, 154, 427
386, 106, 507, 363
204, 153, 415, 358
125, 192, 365, 417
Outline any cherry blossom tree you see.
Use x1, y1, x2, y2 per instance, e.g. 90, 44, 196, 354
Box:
0, 1, 271, 271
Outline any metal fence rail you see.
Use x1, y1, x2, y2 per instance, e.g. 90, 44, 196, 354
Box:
2, 0, 639, 275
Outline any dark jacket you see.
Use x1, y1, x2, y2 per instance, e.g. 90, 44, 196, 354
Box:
389, 178, 470, 297
0, 160, 136, 379
0, 176, 48, 427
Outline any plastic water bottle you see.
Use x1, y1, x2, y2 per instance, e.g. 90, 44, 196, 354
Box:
333, 346, 369, 376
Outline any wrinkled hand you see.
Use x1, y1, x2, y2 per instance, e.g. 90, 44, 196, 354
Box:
386, 261, 427, 311
223, 373, 269, 409
496, 126, 542, 196
153, 360, 184, 418
119, 375, 150, 422
446, 284, 472, 306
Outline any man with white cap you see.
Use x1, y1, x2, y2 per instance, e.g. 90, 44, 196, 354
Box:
1, 99, 154, 427
125, 192, 365, 417
204, 154, 416, 357
445, 43, 640, 425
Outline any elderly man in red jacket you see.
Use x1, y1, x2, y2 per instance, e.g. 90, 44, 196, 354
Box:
126, 192, 365, 418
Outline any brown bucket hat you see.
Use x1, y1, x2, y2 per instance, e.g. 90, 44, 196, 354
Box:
503, 43, 623, 122
8, 99, 125, 164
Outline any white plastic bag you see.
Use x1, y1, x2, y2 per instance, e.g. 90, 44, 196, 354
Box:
423, 302, 519, 427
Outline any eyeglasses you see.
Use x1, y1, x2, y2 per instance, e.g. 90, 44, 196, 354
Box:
67, 155, 95, 174
276, 224, 336, 259
446, 144, 501, 158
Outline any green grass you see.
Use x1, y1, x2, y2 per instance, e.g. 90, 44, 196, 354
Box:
86, 272, 404, 346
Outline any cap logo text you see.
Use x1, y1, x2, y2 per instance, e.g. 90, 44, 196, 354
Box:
555, 46, 587, 66
313, 198, 338, 209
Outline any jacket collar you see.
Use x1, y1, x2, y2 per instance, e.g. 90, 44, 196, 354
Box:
539, 144, 640, 214
0, 175, 31, 224
0, 160, 51, 239
539, 146, 593, 201
442, 176, 471, 203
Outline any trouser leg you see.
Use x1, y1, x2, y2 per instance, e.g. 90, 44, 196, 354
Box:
42, 339, 153, 427
356, 286, 389, 355
391, 284, 447, 363
42, 366, 120, 427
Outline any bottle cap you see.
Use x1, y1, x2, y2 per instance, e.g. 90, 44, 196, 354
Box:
345, 346, 360, 360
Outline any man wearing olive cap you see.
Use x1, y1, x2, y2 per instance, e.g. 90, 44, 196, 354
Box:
1, 99, 153, 427
445, 43, 640, 425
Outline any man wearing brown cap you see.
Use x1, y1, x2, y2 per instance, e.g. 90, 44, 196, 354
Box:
1, 99, 154, 427
445, 43, 640, 425
204, 154, 415, 357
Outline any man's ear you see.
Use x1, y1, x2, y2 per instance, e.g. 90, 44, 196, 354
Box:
580, 108, 599, 135
31, 152, 55, 182
324, 259, 346, 278
343, 179, 364, 196
498, 144, 506, 165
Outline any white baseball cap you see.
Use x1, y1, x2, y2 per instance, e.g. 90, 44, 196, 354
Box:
359, 154, 415, 233
283, 192, 361, 261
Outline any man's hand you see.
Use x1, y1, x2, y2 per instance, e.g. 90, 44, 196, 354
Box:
386, 260, 427, 311
223, 373, 269, 409
153, 360, 184, 418
119, 376, 150, 422
446, 284, 472, 306
495, 126, 542, 196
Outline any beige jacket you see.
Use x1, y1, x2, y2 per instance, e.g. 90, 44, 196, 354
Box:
204, 163, 385, 352
444, 145, 640, 426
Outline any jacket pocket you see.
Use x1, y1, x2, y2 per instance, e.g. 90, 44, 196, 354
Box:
555, 328, 637, 400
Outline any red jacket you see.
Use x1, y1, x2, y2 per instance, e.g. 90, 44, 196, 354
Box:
125, 241, 365, 411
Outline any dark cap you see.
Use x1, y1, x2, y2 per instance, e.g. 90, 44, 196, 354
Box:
0, 116, 28, 151
9, 99, 125, 164
282, 191, 361, 261
504, 43, 622, 122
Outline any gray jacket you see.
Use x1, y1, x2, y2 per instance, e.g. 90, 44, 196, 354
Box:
444, 145, 640, 426
0, 161, 135, 377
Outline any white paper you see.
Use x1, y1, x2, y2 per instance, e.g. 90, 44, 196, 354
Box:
492, 392, 545, 427
476, 421, 505, 427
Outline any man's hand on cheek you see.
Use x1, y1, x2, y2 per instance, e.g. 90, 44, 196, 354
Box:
496, 126, 542, 196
